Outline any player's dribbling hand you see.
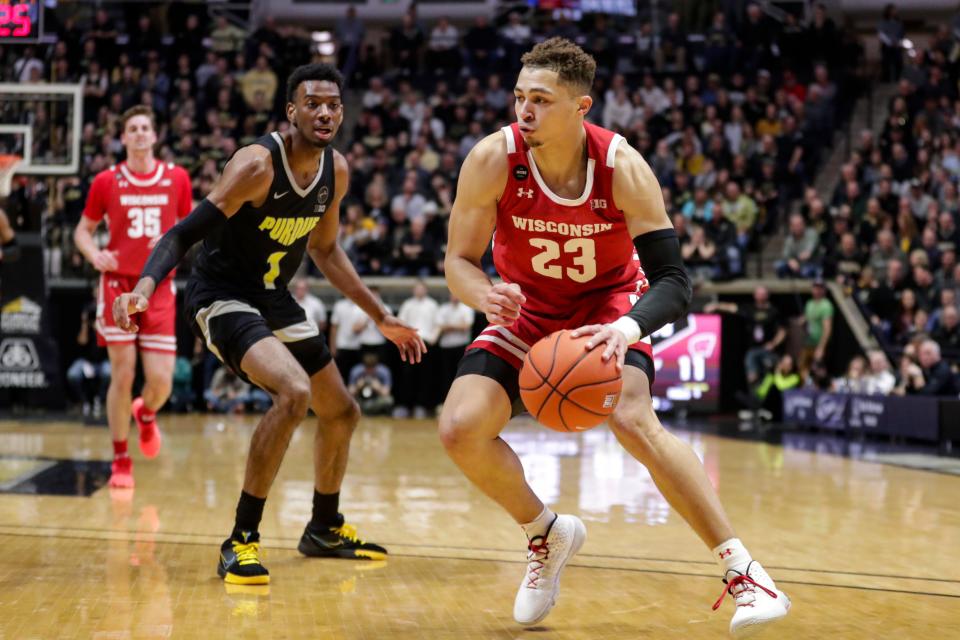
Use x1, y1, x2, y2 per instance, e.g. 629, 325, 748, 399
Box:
112, 293, 149, 333
92, 249, 120, 272
484, 283, 525, 326
571, 324, 629, 371
378, 314, 427, 363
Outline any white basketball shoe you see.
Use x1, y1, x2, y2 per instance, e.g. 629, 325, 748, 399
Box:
513, 514, 587, 626
713, 560, 791, 638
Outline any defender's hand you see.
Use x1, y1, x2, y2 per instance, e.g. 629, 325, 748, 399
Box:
91, 249, 119, 272
483, 283, 525, 326
112, 292, 149, 333
378, 314, 427, 363
570, 324, 629, 371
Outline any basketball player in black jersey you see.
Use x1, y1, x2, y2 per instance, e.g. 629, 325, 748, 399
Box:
112, 64, 426, 585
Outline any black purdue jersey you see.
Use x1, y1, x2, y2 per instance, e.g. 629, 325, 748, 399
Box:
193, 132, 334, 292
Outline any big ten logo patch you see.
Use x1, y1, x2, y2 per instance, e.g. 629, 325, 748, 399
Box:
315, 186, 329, 214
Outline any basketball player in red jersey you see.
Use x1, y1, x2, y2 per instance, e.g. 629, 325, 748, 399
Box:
74, 106, 192, 489
441, 39, 790, 637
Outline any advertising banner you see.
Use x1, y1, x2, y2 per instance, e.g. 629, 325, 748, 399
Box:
0, 234, 61, 405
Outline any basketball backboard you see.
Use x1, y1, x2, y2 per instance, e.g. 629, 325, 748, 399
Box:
0, 82, 82, 176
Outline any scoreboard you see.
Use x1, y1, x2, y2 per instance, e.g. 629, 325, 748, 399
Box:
0, 1, 42, 43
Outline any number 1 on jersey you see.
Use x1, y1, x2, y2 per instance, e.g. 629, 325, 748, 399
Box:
263, 251, 286, 289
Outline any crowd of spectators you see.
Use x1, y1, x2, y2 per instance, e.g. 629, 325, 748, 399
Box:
764, 21, 960, 396
0, 2, 864, 283
7, 3, 955, 415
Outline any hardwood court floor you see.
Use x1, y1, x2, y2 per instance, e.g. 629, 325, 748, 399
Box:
0, 414, 958, 639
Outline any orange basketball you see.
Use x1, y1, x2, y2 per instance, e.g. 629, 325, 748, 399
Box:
519, 330, 623, 432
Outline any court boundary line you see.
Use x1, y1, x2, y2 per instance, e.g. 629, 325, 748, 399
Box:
1, 520, 955, 586
1, 525, 959, 599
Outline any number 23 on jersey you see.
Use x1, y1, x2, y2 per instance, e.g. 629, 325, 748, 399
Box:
529, 237, 597, 283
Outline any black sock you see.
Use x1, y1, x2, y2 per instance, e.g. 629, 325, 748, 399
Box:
308, 490, 341, 531
233, 490, 266, 539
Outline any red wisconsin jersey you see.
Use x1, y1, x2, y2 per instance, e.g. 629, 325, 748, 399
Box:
493, 122, 648, 317
82, 161, 193, 277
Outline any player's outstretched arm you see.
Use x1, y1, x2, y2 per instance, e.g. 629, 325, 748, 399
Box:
112, 147, 272, 332
573, 141, 692, 369
306, 151, 425, 363
445, 133, 525, 327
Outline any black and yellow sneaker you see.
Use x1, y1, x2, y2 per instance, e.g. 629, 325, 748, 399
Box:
298, 516, 387, 561
217, 531, 270, 585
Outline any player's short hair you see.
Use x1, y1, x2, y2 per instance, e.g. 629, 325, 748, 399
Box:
520, 37, 597, 95
120, 105, 156, 132
286, 63, 344, 103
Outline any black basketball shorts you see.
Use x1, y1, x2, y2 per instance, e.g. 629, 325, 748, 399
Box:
184, 277, 332, 384
454, 346, 656, 418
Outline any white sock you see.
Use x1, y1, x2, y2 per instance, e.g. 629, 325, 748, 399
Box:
520, 506, 556, 540
712, 538, 752, 575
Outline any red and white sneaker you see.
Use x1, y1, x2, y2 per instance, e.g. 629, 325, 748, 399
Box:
108, 456, 134, 489
713, 560, 791, 638
132, 397, 162, 459
513, 514, 586, 625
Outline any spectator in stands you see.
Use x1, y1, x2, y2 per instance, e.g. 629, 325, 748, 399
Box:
204, 366, 270, 413
863, 350, 897, 395
878, 4, 905, 82
932, 304, 960, 358
329, 297, 363, 382
681, 225, 717, 282
824, 232, 865, 287
894, 288, 920, 345
349, 284, 392, 368
292, 277, 327, 333
436, 294, 475, 402
348, 350, 394, 416
14, 46, 44, 83
833, 355, 867, 393
901, 339, 960, 395
704, 206, 743, 278
721, 181, 757, 251
801, 279, 834, 374
335, 6, 365, 86
210, 16, 247, 56
395, 281, 439, 418
426, 17, 460, 80
777, 213, 821, 278
658, 12, 687, 72
390, 13, 425, 78
65, 284, 110, 420
394, 216, 438, 276
706, 285, 786, 388
463, 15, 497, 80
740, 354, 801, 422
240, 56, 278, 111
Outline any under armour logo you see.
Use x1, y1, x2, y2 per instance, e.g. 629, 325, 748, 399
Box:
719, 549, 733, 559
517, 187, 534, 199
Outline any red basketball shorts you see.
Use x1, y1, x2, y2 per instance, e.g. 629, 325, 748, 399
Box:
466, 288, 653, 370
97, 273, 177, 354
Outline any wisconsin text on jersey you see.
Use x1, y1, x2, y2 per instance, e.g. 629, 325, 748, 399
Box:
119, 195, 170, 206
510, 216, 615, 238
258, 216, 321, 246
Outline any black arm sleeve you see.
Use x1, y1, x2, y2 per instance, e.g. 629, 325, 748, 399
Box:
141, 199, 226, 285
1, 236, 20, 262
624, 228, 692, 337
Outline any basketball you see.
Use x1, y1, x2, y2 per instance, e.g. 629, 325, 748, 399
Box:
519, 330, 623, 432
